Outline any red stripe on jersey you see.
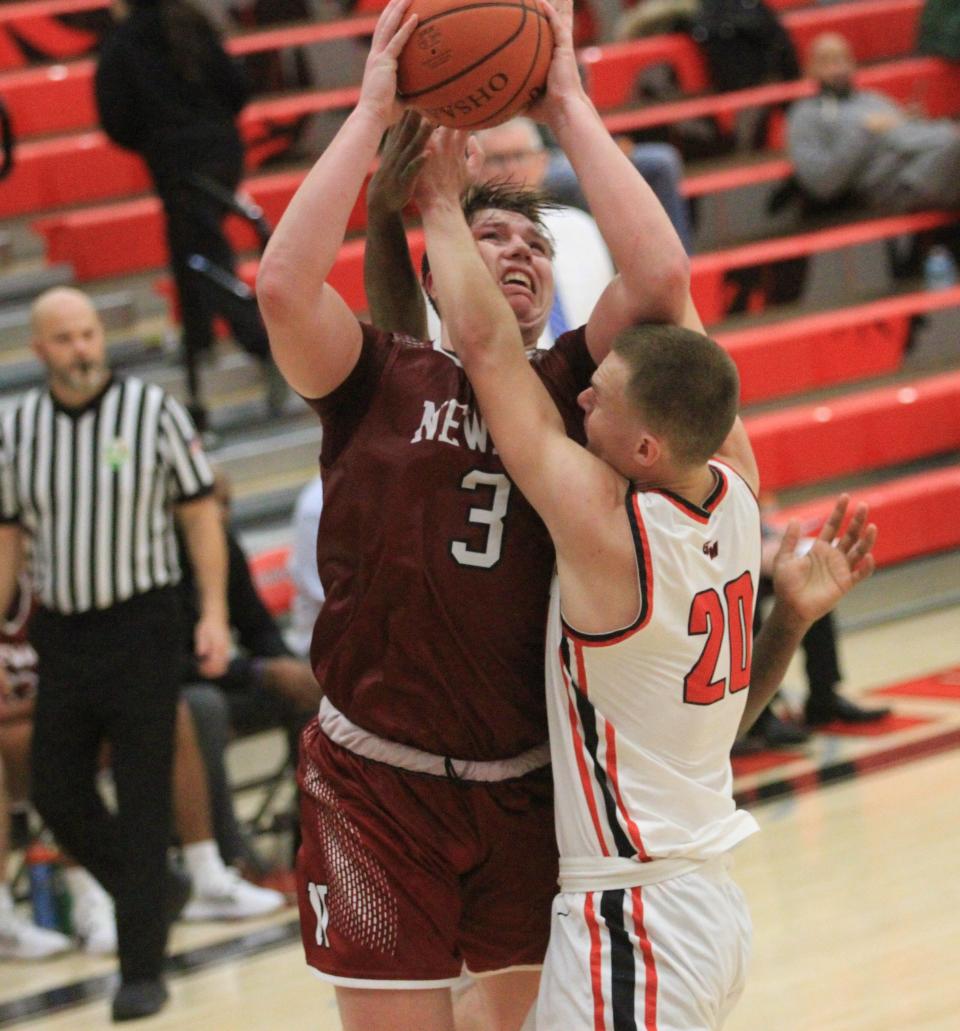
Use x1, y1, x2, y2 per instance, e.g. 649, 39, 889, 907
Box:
585, 892, 607, 1031
576, 641, 590, 693
603, 720, 649, 861
561, 648, 611, 857
631, 886, 659, 1031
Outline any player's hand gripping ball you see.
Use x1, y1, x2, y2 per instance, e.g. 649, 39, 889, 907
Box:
397, 0, 554, 129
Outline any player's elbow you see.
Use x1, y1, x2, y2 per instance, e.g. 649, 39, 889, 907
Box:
255, 252, 294, 328
631, 248, 690, 323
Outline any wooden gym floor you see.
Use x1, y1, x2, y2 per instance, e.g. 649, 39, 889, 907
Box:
2, 603, 959, 1030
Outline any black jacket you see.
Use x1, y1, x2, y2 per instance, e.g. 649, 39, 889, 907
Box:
94, 3, 248, 181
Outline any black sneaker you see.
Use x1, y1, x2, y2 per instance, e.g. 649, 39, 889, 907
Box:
806, 696, 891, 728
755, 709, 810, 747
111, 978, 168, 1022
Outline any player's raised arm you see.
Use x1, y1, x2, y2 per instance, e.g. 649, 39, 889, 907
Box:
256, 0, 417, 398
531, 0, 689, 358
415, 129, 623, 543
738, 497, 877, 737
363, 111, 432, 338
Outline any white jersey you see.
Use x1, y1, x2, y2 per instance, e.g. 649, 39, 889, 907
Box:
545, 461, 761, 887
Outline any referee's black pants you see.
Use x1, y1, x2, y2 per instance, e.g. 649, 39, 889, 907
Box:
30, 588, 182, 983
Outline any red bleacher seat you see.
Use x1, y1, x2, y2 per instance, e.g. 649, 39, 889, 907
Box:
769, 466, 960, 568
0, 17, 376, 140
0, 0, 105, 70
581, 0, 922, 113
716, 286, 960, 406
5, 51, 957, 222
745, 370, 960, 493
602, 55, 960, 139
690, 209, 959, 325
0, 59, 97, 136
156, 229, 426, 321
0, 133, 149, 219
31, 167, 377, 280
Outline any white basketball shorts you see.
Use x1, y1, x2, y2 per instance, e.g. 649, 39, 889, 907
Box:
536, 856, 752, 1030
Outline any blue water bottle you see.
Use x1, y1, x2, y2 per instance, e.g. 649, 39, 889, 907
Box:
26, 843, 59, 930
923, 245, 958, 291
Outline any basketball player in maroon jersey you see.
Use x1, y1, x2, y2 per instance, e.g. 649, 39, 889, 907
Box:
256, 0, 756, 1028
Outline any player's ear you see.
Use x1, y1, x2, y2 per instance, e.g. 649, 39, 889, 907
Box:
633, 431, 661, 470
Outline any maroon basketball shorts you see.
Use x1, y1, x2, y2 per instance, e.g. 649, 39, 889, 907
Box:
296, 717, 559, 987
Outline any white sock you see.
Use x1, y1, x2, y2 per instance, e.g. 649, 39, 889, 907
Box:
182, 840, 227, 893
0, 883, 14, 916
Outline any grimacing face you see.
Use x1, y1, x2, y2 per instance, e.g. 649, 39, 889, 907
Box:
33, 293, 109, 400
469, 207, 555, 341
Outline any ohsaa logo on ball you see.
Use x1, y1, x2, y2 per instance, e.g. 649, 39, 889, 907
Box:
397, 0, 554, 129
423, 74, 547, 124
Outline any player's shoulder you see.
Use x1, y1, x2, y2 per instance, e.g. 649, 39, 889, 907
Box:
710, 458, 758, 506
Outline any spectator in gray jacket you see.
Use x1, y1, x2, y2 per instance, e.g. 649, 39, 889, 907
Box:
787, 32, 960, 212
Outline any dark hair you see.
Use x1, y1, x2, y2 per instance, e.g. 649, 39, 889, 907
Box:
612, 324, 740, 466
420, 179, 557, 314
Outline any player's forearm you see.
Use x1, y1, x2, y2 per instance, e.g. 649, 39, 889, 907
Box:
549, 95, 688, 324
258, 107, 386, 317
420, 198, 518, 364
737, 599, 810, 737
364, 205, 428, 337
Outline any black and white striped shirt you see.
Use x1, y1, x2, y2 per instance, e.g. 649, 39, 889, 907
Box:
0, 375, 214, 614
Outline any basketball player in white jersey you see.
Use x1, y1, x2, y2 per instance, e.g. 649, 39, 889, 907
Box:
413, 126, 877, 1030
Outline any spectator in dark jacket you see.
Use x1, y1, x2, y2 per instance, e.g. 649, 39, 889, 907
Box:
95, 0, 278, 431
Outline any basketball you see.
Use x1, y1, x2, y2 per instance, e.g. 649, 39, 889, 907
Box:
397, 0, 554, 130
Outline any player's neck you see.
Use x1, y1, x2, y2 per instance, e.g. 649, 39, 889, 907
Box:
652, 464, 717, 507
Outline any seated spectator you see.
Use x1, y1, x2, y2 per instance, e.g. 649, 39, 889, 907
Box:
0, 569, 285, 960
535, 126, 694, 254
1, 584, 72, 959
788, 32, 960, 215
286, 474, 325, 660
180, 472, 319, 877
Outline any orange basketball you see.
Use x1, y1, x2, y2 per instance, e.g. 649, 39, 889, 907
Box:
397, 0, 554, 130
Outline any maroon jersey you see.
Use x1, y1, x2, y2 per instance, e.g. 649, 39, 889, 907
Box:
307, 325, 593, 760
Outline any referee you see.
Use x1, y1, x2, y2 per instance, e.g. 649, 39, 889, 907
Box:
0, 287, 230, 1022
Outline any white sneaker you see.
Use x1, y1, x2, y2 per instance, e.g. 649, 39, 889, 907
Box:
0, 910, 73, 960
182, 868, 286, 922
71, 882, 117, 955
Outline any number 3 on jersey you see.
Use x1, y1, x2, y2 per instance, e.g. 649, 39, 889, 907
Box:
450, 470, 512, 569
684, 571, 755, 705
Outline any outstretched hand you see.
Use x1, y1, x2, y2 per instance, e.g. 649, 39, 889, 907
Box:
412, 126, 483, 212
358, 0, 419, 126
525, 0, 588, 126
368, 110, 434, 217
771, 495, 877, 627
